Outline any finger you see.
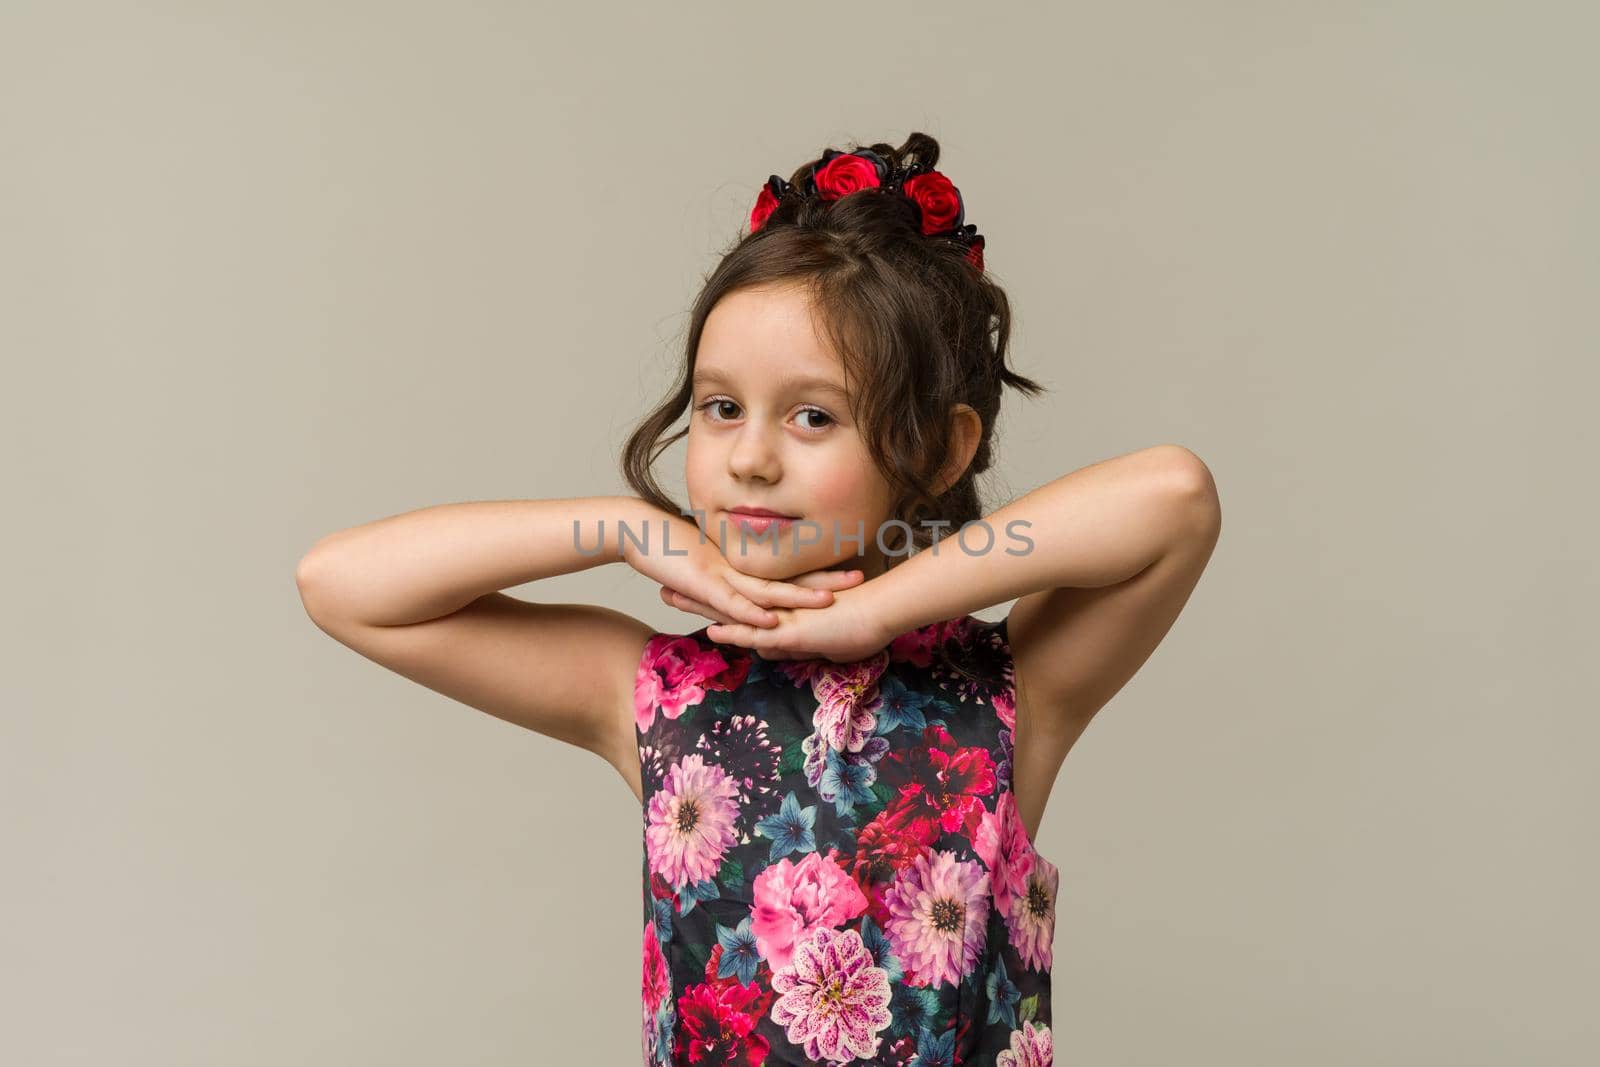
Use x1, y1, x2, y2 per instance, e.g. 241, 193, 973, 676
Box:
712, 585, 781, 628
659, 575, 772, 627
708, 624, 810, 662
660, 586, 735, 625
725, 571, 834, 609
708, 622, 777, 650
792, 568, 866, 590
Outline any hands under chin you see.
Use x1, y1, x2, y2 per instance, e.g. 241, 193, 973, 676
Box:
706, 584, 892, 664
656, 563, 892, 663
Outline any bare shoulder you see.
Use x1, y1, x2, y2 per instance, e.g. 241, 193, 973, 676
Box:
558, 602, 659, 804
303, 591, 659, 803
1001, 596, 1100, 843
1005, 457, 1219, 733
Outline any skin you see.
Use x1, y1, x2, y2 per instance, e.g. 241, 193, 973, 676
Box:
661, 281, 983, 649
683, 281, 910, 583
651, 281, 1223, 843
298, 280, 1222, 848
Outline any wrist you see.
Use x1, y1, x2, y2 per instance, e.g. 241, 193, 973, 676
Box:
862, 559, 922, 643
612, 496, 662, 565
867, 541, 990, 639
615, 497, 704, 566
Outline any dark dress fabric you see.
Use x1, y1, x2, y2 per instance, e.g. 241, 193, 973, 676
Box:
635, 613, 1057, 1067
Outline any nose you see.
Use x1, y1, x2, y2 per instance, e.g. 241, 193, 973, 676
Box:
727, 420, 781, 483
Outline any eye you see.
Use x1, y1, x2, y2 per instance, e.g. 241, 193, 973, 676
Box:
796, 406, 834, 431
696, 397, 836, 432
696, 397, 740, 421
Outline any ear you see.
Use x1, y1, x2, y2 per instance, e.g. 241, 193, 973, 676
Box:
934, 403, 983, 496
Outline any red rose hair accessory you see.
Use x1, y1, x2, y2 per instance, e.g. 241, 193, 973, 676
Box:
748, 147, 986, 272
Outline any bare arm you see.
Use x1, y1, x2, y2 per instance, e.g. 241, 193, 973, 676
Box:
294, 496, 651, 626
866, 444, 1222, 840
294, 496, 661, 801
868, 445, 1216, 634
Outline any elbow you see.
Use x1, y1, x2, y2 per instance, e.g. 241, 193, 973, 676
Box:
1155, 444, 1222, 543
294, 539, 342, 622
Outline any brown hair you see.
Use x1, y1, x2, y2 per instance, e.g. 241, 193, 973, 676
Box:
620, 131, 1047, 566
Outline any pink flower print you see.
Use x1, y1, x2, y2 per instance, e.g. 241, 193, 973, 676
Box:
974, 791, 1036, 916
883, 848, 991, 987
645, 753, 741, 888
877, 723, 997, 838
996, 1019, 1054, 1067
750, 848, 869, 971
774, 658, 832, 687
991, 682, 1017, 730
887, 621, 942, 667
675, 978, 771, 1066
888, 616, 972, 667
810, 652, 888, 753
641, 920, 671, 1058
1004, 850, 1059, 972
769, 924, 894, 1063
635, 634, 730, 733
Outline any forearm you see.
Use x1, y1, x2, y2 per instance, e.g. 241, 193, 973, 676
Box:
870, 446, 1215, 637
294, 495, 657, 626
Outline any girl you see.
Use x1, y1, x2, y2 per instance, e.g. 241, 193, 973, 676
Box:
296, 132, 1221, 1066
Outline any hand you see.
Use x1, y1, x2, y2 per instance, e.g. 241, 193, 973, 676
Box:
623, 507, 851, 629
658, 561, 865, 627
700, 583, 891, 664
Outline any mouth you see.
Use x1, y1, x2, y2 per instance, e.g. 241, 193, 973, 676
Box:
726, 507, 801, 519
723, 508, 800, 534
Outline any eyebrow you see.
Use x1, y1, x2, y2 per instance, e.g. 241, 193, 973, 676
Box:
692, 367, 851, 401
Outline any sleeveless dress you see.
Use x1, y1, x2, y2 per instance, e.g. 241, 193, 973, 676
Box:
634, 612, 1058, 1067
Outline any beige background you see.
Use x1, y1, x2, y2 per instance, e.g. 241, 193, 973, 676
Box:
4, 1, 1595, 1063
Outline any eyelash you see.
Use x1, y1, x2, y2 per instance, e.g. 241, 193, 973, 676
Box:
695, 397, 835, 431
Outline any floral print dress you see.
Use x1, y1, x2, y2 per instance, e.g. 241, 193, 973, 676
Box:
635, 613, 1058, 1067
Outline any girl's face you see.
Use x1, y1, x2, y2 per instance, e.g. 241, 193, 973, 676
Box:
684, 283, 898, 582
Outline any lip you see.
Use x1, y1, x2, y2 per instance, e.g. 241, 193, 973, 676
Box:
723, 508, 799, 536
726, 506, 801, 519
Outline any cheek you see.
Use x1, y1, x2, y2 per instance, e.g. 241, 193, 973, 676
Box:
802, 453, 889, 516
684, 434, 713, 486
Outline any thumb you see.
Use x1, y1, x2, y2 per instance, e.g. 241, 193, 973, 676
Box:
789, 567, 865, 590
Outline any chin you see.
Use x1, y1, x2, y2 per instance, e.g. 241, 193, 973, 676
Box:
720, 549, 814, 581
722, 551, 798, 575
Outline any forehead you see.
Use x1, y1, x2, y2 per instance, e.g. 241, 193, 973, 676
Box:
696, 284, 847, 386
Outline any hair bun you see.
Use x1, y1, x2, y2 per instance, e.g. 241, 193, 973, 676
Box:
748, 132, 985, 271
